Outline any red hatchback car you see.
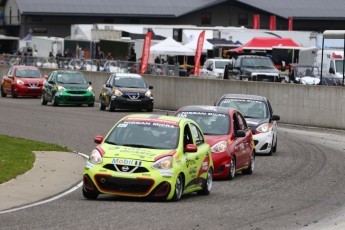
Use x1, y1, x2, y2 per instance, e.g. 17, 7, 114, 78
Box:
175, 105, 255, 180
1, 65, 45, 98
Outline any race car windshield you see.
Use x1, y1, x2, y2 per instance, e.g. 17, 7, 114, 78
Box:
218, 99, 269, 119
215, 61, 231, 69
15, 69, 42, 78
114, 77, 147, 88
105, 121, 179, 149
175, 112, 230, 135
241, 58, 274, 68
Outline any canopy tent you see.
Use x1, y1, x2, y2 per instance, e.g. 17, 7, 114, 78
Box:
183, 37, 213, 52
150, 37, 194, 56
228, 37, 300, 53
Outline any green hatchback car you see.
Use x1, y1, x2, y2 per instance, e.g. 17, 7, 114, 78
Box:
82, 114, 214, 201
41, 70, 95, 106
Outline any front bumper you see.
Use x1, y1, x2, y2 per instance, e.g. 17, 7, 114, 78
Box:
14, 85, 43, 97
111, 95, 154, 110
83, 159, 177, 200
252, 132, 274, 154
212, 152, 231, 179
55, 91, 95, 105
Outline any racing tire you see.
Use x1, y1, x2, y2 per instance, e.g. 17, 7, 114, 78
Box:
172, 174, 184, 201
1, 85, 6, 97
88, 103, 94, 107
11, 86, 17, 98
242, 152, 255, 175
109, 101, 115, 112
82, 186, 99, 200
146, 105, 153, 112
197, 168, 213, 195
272, 136, 277, 153
52, 95, 59, 106
226, 155, 236, 180
99, 96, 106, 110
41, 94, 48, 105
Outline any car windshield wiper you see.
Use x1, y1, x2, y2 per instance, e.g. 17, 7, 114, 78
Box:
104, 140, 117, 145
244, 115, 257, 118
122, 144, 152, 148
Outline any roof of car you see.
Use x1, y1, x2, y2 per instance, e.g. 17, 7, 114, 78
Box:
177, 105, 236, 115
220, 94, 267, 101
112, 73, 143, 78
123, 114, 189, 125
237, 55, 270, 59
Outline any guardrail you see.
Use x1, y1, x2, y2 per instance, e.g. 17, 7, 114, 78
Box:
0, 64, 344, 130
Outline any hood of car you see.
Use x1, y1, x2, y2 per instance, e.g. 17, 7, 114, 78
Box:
59, 83, 90, 89
301, 76, 320, 85
116, 87, 148, 93
242, 67, 279, 75
204, 135, 229, 147
101, 144, 175, 162
245, 117, 270, 130
17, 77, 45, 84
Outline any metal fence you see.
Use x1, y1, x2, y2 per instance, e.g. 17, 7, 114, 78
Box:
0, 55, 180, 76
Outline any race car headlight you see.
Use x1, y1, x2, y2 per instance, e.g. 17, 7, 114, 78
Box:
211, 141, 228, 153
57, 85, 66, 91
256, 123, 269, 133
87, 86, 93, 92
152, 156, 172, 169
89, 149, 102, 164
113, 89, 123, 96
16, 79, 24, 85
145, 90, 152, 97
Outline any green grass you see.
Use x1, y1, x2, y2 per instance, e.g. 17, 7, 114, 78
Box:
0, 135, 70, 184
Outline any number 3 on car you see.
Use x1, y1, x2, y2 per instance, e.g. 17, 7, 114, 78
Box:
82, 114, 214, 201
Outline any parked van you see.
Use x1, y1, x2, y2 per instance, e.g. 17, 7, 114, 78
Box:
200, 58, 232, 78
315, 49, 345, 81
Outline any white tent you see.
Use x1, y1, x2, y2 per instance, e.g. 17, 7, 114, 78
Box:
183, 37, 213, 53
150, 37, 194, 56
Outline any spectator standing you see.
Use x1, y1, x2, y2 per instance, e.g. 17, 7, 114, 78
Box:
56, 50, 63, 68
106, 52, 113, 60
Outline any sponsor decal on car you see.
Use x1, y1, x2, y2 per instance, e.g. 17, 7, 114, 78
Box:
85, 161, 94, 169
112, 158, 142, 166
160, 170, 174, 177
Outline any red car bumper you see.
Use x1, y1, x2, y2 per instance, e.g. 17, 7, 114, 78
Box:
212, 151, 231, 179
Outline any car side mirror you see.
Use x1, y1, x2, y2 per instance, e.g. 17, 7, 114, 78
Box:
48, 80, 55, 84
94, 135, 104, 144
271, 115, 280, 121
235, 130, 246, 138
207, 66, 212, 71
185, 144, 198, 152
149, 86, 153, 89
105, 83, 112, 88
329, 68, 335, 74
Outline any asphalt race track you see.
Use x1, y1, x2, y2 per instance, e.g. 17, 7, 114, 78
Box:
0, 97, 345, 230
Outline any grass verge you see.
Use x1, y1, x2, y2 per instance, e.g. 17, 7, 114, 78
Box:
0, 134, 70, 184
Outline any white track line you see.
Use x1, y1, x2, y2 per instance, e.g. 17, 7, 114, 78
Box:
0, 152, 88, 214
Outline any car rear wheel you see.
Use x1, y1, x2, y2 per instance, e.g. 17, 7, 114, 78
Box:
147, 105, 153, 112
242, 151, 255, 175
226, 155, 236, 180
172, 174, 184, 201
197, 168, 213, 195
41, 94, 47, 105
1, 85, 6, 97
82, 186, 99, 200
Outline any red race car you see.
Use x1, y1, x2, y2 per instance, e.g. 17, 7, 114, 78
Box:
1, 65, 45, 98
175, 105, 255, 180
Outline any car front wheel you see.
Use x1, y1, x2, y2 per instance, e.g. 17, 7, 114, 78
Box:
82, 186, 99, 200
52, 95, 59, 106
226, 155, 236, 180
99, 96, 106, 110
172, 174, 184, 201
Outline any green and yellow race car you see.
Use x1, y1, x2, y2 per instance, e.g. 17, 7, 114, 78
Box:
82, 114, 214, 201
